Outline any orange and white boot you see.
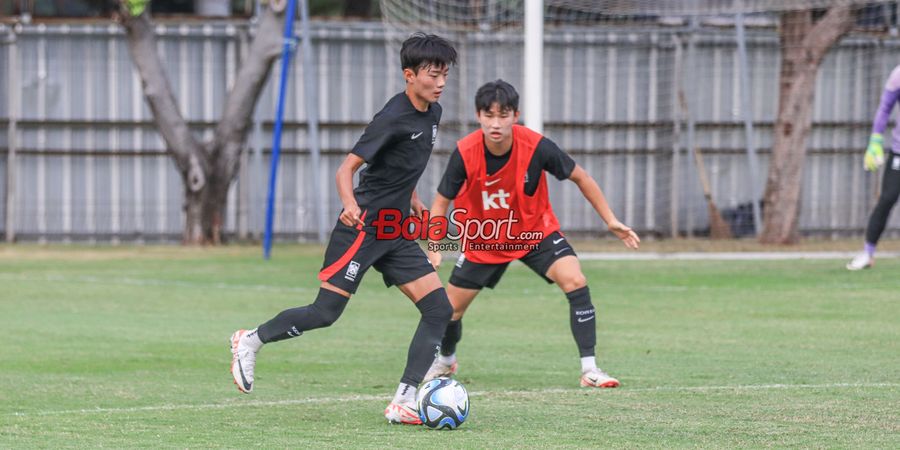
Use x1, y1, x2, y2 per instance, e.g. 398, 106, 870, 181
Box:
230, 329, 259, 393
580, 368, 620, 388
384, 401, 422, 425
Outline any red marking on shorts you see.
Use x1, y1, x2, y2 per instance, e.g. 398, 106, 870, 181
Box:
319, 210, 368, 282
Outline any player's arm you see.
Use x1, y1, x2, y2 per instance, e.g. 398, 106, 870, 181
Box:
867, 83, 900, 172
411, 189, 426, 218
430, 193, 452, 218
866, 65, 900, 171
427, 148, 466, 268
336, 154, 366, 227
343, 110, 394, 226
569, 165, 640, 249
865, 89, 897, 171
426, 193, 452, 268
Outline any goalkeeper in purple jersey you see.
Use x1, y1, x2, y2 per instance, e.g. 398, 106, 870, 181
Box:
847, 65, 900, 270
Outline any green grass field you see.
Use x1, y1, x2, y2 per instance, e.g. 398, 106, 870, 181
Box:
1, 245, 898, 448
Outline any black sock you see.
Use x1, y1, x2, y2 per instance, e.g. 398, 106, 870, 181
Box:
865, 153, 900, 245
256, 288, 348, 343
440, 320, 462, 357
566, 286, 596, 358
400, 288, 453, 386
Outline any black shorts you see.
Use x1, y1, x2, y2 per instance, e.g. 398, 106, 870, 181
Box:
318, 218, 435, 294
448, 231, 576, 290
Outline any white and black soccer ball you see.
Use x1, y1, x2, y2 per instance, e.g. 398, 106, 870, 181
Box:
416, 377, 469, 430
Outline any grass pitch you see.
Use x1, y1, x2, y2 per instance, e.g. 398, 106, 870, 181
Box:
1, 245, 898, 448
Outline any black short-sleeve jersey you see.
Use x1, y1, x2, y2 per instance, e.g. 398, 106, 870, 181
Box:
350, 92, 442, 216
437, 136, 576, 199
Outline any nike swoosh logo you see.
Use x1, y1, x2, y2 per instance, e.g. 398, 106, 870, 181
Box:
577, 316, 595, 323
236, 359, 252, 391
554, 247, 570, 256
484, 179, 501, 186
552, 238, 564, 245
411, 132, 424, 140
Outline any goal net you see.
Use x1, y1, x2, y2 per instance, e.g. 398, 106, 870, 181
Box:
381, 0, 900, 239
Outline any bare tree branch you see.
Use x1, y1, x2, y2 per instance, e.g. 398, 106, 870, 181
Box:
120, 12, 206, 189
803, 5, 855, 65
214, 6, 285, 179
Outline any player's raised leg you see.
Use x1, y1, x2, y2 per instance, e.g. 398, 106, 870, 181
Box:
230, 282, 351, 393
384, 271, 453, 424
230, 185, 383, 394
230, 212, 371, 394
545, 254, 620, 388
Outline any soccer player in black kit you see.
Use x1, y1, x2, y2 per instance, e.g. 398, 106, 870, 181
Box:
230, 33, 457, 425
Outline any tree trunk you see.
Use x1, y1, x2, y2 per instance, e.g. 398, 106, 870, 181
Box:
183, 167, 229, 245
118, 3, 284, 244
185, 169, 230, 245
759, 7, 854, 244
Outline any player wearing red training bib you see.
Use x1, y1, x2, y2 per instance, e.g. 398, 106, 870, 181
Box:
425, 80, 640, 388
451, 124, 560, 263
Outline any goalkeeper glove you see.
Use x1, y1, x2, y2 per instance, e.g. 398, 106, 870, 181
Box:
865, 133, 885, 172
125, 0, 149, 17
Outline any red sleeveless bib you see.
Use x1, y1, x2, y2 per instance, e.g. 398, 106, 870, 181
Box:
453, 125, 561, 263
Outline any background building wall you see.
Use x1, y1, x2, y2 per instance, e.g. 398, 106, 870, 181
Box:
0, 20, 898, 241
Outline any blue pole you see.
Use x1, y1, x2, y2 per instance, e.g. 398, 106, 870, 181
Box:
263, 0, 298, 260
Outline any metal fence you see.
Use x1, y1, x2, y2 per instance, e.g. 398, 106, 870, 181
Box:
1, 20, 899, 242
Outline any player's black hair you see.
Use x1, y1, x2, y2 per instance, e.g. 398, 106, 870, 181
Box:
474, 79, 519, 113
400, 32, 458, 73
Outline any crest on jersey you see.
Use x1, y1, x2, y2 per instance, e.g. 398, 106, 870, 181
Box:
345, 261, 360, 281
432, 124, 438, 145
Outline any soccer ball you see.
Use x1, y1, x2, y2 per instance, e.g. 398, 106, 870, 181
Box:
416, 377, 470, 430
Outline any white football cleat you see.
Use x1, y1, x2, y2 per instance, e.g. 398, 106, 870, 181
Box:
230, 329, 257, 393
580, 368, 620, 388
423, 358, 458, 383
846, 253, 873, 271
384, 401, 422, 425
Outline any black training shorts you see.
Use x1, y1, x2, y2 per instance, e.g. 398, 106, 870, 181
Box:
448, 231, 576, 290
319, 218, 435, 294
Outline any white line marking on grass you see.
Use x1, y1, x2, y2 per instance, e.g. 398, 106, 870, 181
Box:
0, 273, 315, 294
10, 383, 898, 417
578, 251, 900, 261
9, 393, 390, 417
586, 382, 900, 393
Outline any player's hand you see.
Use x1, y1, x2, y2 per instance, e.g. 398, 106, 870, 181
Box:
427, 247, 442, 269
608, 220, 640, 250
411, 198, 427, 218
339, 203, 364, 228
865, 133, 885, 172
